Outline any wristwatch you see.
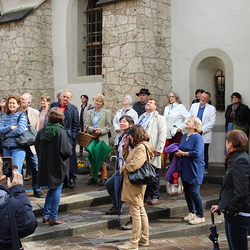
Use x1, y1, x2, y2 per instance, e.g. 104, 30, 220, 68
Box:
183, 152, 185, 157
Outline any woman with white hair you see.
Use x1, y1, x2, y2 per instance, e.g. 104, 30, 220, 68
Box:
113, 95, 138, 146
176, 116, 205, 225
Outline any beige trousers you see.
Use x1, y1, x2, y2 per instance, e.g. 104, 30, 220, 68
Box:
128, 203, 149, 246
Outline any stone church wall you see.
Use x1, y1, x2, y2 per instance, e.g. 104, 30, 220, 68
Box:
0, 0, 54, 109
102, 0, 172, 116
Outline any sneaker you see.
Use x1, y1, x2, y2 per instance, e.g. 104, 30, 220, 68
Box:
138, 240, 149, 246
117, 242, 138, 250
183, 212, 196, 222
105, 206, 120, 215
121, 220, 132, 230
34, 190, 44, 198
189, 215, 205, 225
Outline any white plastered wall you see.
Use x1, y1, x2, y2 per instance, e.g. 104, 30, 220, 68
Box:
172, 0, 250, 163
52, 0, 102, 107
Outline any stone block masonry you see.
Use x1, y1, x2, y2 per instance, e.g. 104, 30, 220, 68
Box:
0, 0, 54, 109
102, 0, 172, 117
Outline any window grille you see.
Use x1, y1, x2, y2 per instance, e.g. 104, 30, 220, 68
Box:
83, 0, 102, 76
215, 70, 225, 112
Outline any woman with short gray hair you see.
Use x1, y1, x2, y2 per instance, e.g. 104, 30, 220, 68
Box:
164, 92, 190, 163
113, 95, 138, 146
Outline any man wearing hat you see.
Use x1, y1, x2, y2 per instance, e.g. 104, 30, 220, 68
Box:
78, 94, 93, 157
133, 88, 150, 117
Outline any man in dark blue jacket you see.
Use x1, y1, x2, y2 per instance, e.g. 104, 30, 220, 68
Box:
50, 89, 80, 188
0, 171, 38, 249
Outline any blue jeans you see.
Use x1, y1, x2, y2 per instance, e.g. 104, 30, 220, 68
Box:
183, 180, 204, 217
25, 147, 40, 192
224, 212, 250, 250
105, 171, 119, 208
43, 183, 63, 220
3, 148, 26, 174
145, 168, 160, 199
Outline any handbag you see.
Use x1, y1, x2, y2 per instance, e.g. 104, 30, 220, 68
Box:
166, 176, 184, 196
128, 143, 157, 185
15, 114, 37, 147
165, 156, 184, 196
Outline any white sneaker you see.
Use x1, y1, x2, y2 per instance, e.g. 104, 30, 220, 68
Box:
117, 242, 138, 250
189, 215, 205, 225
183, 212, 196, 222
138, 240, 149, 246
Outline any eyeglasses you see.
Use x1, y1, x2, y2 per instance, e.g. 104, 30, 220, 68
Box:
169, 96, 176, 98
63, 96, 71, 99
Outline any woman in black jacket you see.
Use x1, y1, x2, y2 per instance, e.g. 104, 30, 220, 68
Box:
212, 130, 250, 250
35, 107, 72, 225
225, 92, 250, 151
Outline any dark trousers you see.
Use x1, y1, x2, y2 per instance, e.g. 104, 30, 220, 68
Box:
145, 168, 160, 200
25, 147, 40, 192
79, 123, 84, 153
167, 132, 183, 163
224, 212, 250, 250
204, 143, 209, 169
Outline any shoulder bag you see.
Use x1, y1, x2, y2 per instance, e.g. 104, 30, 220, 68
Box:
128, 143, 157, 185
15, 114, 37, 147
166, 157, 184, 196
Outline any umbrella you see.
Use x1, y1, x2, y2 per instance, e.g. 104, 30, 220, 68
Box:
86, 140, 112, 181
208, 209, 220, 250
161, 140, 169, 169
114, 157, 124, 221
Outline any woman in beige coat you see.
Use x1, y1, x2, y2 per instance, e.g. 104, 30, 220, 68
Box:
118, 124, 156, 250
85, 94, 112, 186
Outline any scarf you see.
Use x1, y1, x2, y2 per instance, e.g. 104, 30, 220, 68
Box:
44, 123, 64, 141
225, 148, 241, 165
229, 103, 239, 121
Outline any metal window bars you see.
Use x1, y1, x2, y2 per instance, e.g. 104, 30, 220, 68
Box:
83, 0, 102, 75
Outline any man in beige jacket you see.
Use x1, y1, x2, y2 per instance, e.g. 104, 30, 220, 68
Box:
21, 93, 44, 198
137, 98, 168, 205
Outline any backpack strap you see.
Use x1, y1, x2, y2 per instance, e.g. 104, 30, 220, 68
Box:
7, 196, 23, 250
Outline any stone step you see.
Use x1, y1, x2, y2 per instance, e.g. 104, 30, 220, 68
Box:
23, 183, 222, 243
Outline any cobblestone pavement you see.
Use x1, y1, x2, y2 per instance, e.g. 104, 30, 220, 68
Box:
22, 231, 231, 249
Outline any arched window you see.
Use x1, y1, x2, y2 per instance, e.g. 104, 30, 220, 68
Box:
84, 0, 102, 75
215, 70, 225, 112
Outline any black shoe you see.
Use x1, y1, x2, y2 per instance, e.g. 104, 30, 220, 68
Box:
105, 206, 120, 215
121, 220, 132, 230
99, 178, 106, 186
87, 178, 96, 185
34, 190, 44, 198
77, 152, 83, 157
69, 175, 76, 189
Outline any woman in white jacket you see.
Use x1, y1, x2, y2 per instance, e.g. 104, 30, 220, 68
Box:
164, 92, 190, 162
113, 95, 138, 146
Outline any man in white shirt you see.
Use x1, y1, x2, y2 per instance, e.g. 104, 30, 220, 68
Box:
189, 92, 216, 174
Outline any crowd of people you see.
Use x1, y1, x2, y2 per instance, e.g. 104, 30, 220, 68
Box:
0, 87, 250, 249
